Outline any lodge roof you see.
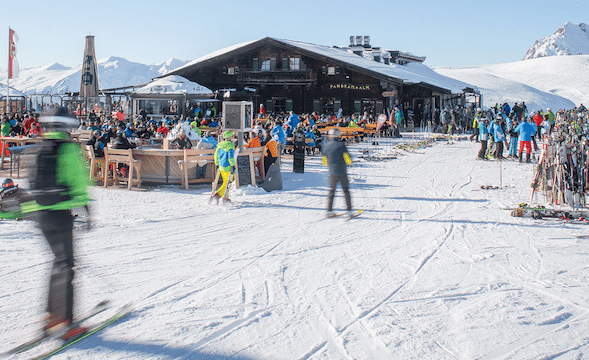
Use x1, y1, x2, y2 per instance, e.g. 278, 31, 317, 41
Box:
168, 37, 475, 95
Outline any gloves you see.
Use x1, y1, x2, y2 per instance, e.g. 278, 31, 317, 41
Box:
230, 166, 236, 174
322, 156, 328, 166
344, 153, 352, 165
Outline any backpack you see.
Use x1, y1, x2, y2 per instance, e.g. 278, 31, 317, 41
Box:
30, 140, 72, 206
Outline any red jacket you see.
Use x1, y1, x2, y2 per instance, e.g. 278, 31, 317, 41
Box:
533, 113, 543, 127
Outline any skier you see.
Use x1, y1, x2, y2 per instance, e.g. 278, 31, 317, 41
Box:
322, 128, 353, 218
213, 130, 236, 201
513, 117, 537, 163
476, 117, 489, 160
21, 107, 92, 340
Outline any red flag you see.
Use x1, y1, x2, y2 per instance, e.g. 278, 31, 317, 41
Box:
9, 28, 19, 79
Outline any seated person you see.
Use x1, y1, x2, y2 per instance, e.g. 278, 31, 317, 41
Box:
196, 132, 218, 149
208, 118, 219, 128
156, 121, 169, 138
246, 130, 261, 148
111, 131, 136, 178
304, 127, 317, 155
170, 129, 192, 149
261, 129, 279, 175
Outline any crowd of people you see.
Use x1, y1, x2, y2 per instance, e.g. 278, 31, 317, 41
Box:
468, 103, 589, 163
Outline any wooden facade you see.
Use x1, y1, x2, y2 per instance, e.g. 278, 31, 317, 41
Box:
169, 38, 460, 119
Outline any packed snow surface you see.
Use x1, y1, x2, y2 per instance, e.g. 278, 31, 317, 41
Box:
2, 136, 589, 359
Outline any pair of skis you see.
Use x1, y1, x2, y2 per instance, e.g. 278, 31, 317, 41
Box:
208, 167, 235, 204
3, 301, 132, 359
326, 209, 364, 221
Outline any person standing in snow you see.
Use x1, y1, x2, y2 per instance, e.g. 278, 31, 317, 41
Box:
322, 128, 353, 218
213, 131, 236, 201
513, 117, 537, 163
17, 107, 92, 340
477, 117, 489, 160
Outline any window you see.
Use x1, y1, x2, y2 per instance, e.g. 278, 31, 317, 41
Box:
282, 57, 288, 70
227, 67, 235, 75
289, 57, 300, 71
253, 57, 259, 70
327, 66, 335, 75
261, 59, 271, 71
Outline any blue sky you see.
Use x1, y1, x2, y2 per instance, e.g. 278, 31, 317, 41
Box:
2, 0, 588, 69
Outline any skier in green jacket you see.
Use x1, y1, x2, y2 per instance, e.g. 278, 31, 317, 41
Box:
19, 107, 91, 340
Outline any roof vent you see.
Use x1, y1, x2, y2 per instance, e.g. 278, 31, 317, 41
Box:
363, 36, 371, 48
349, 36, 355, 47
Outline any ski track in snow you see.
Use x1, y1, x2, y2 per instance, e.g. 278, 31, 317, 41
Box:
3, 136, 589, 359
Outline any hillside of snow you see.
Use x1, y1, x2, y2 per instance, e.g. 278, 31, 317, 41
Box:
3, 137, 589, 359
0, 57, 188, 95
525, 22, 589, 60
434, 55, 589, 111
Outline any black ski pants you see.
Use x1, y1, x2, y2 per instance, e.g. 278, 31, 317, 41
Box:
327, 174, 352, 212
38, 210, 75, 323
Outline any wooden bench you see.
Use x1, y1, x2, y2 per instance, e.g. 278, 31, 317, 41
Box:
104, 148, 142, 190
306, 137, 319, 155
84, 145, 106, 184
177, 149, 216, 190
71, 129, 93, 143
364, 123, 378, 136
319, 126, 365, 142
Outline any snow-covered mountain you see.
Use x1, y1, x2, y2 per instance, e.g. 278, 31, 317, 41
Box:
434, 55, 589, 112
524, 22, 589, 60
0, 57, 189, 95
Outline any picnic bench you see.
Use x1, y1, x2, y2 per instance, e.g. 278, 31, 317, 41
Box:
318, 126, 365, 143
104, 148, 143, 190
177, 149, 216, 190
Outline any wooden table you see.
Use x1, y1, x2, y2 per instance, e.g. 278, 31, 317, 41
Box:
0, 137, 44, 171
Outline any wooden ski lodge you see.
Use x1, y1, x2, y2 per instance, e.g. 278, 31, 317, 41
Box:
166, 36, 476, 121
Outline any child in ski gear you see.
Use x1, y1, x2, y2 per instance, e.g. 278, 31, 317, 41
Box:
213, 131, 236, 200
19, 107, 92, 340
322, 128, 353, 218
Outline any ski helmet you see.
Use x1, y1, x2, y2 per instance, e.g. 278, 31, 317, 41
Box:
2, 178, 14, 188
327, 128, 341, 139
38, 107, 78, 136
223, 130, 233, 139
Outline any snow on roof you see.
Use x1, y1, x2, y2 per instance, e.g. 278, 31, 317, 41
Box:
273, 38, 474, 94
136, 75, 212, 95
171, 39, 260, 74
173, 37, 474, 94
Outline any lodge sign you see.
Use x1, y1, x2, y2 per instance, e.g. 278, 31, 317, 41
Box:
322, 84, 373, 91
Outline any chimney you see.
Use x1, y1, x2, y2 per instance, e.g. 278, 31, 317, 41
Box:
349, 36, 355, 47
382, 51, 391, 65
372, 47, 381, 62
363, 36, 371, 49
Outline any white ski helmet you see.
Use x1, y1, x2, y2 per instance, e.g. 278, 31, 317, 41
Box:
38, 107, 78, 133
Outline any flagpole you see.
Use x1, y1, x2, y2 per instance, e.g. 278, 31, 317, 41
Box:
6, 26, 10, 115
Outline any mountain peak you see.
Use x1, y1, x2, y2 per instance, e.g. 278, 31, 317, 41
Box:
524, 22, 589, 60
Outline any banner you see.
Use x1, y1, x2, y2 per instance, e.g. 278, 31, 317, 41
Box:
8, 28, 19, 79
80, 35, 99, 97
